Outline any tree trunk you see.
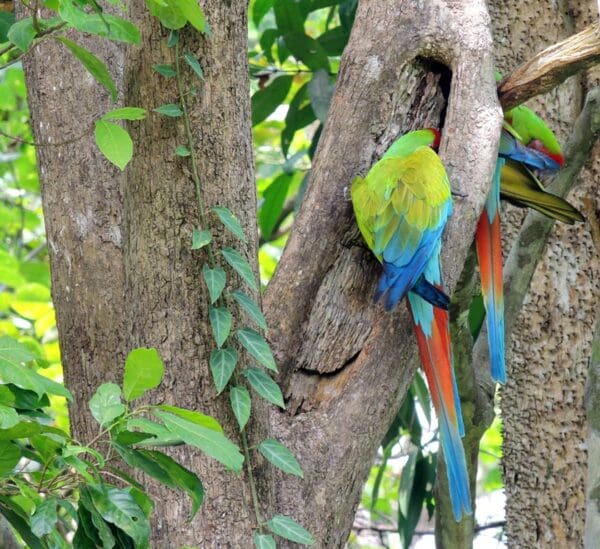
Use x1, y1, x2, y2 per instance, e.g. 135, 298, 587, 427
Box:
489, 0, 600, 546
22, 0, 505, 546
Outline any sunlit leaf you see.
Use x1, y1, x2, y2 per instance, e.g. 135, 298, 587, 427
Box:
123, 347, 164, 401
94, 120, 133, 170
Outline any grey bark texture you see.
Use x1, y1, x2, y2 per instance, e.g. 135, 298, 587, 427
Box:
489, 0, 600, 546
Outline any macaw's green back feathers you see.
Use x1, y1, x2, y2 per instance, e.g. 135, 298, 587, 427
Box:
351, 132, 452, 310
500, 160, 584, 224
504, 105, 564, 165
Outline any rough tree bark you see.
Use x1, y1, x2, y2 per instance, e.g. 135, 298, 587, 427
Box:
488, 1, 600, 546
19, 0, 500, 547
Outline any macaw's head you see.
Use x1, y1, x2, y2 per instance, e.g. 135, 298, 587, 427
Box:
505, 105, 565, 167
381, 128, 441, 159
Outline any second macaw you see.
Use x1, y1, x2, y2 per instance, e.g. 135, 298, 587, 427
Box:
476, 106, 583, 384
351, 129, 472, 521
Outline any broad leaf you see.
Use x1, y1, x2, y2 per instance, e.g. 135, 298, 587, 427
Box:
202, 266, 226, 304
283, 32, 329, 72
57, 37, 117, 101
221, 248, 258, 292
0, 405, 19, 429
123, 347, 164, 401
209, 347, 237, 394
251, 75, 293, 126
258, 439, 303, 477
209, 306, 232, 348
231, 290, 267, 331
0, 442, 20, 477
268, 514, 314, 545
157, 405, 223, 432
153, 103, 183, 117
259, 173, 292, 239
211, 206, 247, 242
94, 120, 133, 171
0, 496, 46, 549
191, 228, 212, 249
179, 0, 209, 33
229, 385, 251, 431
308, 68, 334, 122
237, 328, 276, 371
7, 17, 36, 51
243, 368, 284, 409
153, 410, 244, 472
254, 533, 276, 549
31, 498, 58, 537
89, 383, 125, 426
102, 107, 146, 121
176, 145, 191, 156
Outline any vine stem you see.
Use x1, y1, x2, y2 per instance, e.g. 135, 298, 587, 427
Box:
174, 41, 215, 267
174, 39, 265, 537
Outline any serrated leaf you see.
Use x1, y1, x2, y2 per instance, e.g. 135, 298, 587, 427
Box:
231, 290, 267, 331
254, 533, 276, 549
229, 386, 251, 431
153, 63, 177, 77
184, 52, 204, 80
94, 120, 133, 170
7, 17, 36, 51
268, 515, 314, 545
153, 103, 183, 117
209, 347, 237, 394
258, 439, 303, 477
209, 307, 232, 348
30, 498, 58, 537
153, 410, 244, 472
243, 368, 284, 409
176, 145, 191, 156
57, 37, 117, 101
102, 107, 147, 121
202, 266, 226, 304
212, 206, 247, 242
237, 328, 276, 371
221, 247, 257, 292
89, 383, 125, 426
123, 347, 164, 401
192, 228, 212, 249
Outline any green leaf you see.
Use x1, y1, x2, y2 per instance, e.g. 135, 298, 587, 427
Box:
0, 405, 19, 429
123, 347, 165, 401
209, 347, 237, 394
176, 145, 191, 156
237, 328, 276, 372
88, 484, 150, 546
231, 290, 267, 331
7, 17, 36, 51
191, 228, 212, 249
102, 107, 147, 121
153, 103, 183, 117
78, 488, 115, 548
138, 449, 204, 517
209, 307, 232, 348
179, 0, 209, 33
153, 410, 244, 472
94, 120, 133, 171
184, 52, 204, 80
221, 247, 258, 292
259, 173, 292, 239
167, 29, 180, 47
157, 405, 223, 432
307, 68, 334, 122
317, 26, 349, 56
153, 64, 177, 77
258, 439, 303, 477
0, 442, 20, 477
211, 206, 247, 242
202, 265, 226, 304
0, 336, 71, 400
283, 32, 330, 72
251, 75, 293, 126
0, 12, 15, 43
89, 383, 126, 426
145, 0, 187, 30
254, 533, 276, 549
252, 0, 273, 27
57, 37, 117, 101
268, 515, 314, 545
31, 498, 58, 537
10, 283, 51, 320
243, 368, 284, 409
0, 496, 46, 549
229, 386, 251, 431
273, 0, 304, 34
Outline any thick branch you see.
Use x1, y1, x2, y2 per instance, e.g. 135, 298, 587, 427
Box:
499, 24, 600, 110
